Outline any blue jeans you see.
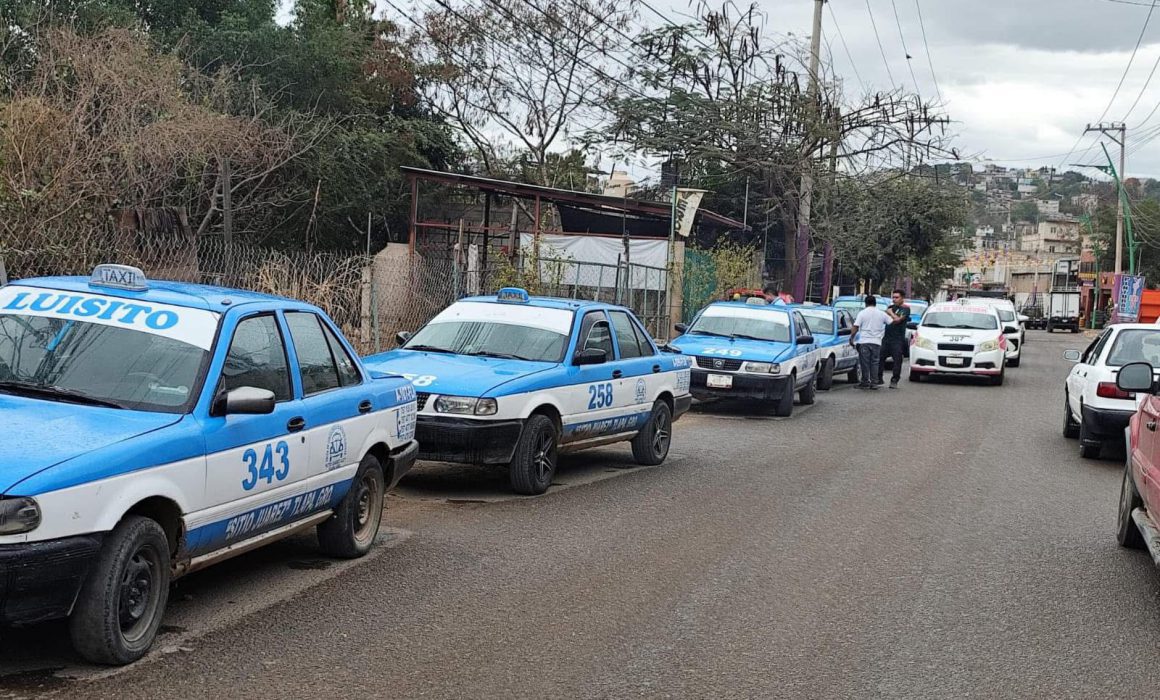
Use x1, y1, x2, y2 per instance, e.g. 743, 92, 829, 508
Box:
857, 343, 880, 386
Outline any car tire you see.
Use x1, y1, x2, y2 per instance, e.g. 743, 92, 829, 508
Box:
1079, 418, 1102, 459
1062, 393, 1080, 438
1070, 326, 1079, 333
772, 376, 795, 417
69, 516, 170, 666
631, 400, 672, 466
1118, 460, 1147, 550
909, 370, 923, 382
1008, 356, 1021, 368
318, 454, 385, 559
817, 358, 835, 391
990, 368, 1005, 386
798, 373, 816, 405
846, 363, 860, 384
509, 414, 559, 495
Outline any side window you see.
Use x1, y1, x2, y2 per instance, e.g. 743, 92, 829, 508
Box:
630, 317, 656, 356
793, 312, 809, 339
609, 311, 644, 359
578, 311, 614, 359
837, 312, 850, 330
1082, 331, 1109, 364
221, 314, 292, 401
285, 312, 341, 395
321, 319, 362, 386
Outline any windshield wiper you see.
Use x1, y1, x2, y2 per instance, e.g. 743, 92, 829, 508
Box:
0, 381, 126, 409
922, 323, 945, 328
949, 324, 983, 329
689, 330, 732, 338
405, 344, 454, 354
730, 333, 771, 342
463, 350, 531, 361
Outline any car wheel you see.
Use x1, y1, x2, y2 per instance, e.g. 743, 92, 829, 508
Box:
909, 370, 923, 382
631, 400, 672, 466
318, 453, 385, 559
846, 363, 860, 384
1079, 417, 1101, 459
798, 371, 816, 405
1118, 460, 1147, 549
990, 368, 1005, 386
817, 358, 835, 391
69, 516, 170, 666
509, 414, 559, 495
1008, 356, 1020, 368
1062, 393, 1080, 438
772, 376, 795, 417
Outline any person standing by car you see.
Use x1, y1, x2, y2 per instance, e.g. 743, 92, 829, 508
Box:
849, 295, 895, 390
878, 289, 911, 388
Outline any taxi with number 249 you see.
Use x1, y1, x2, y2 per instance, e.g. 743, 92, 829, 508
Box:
0, 265, 417, 665
363, 288, 692, 495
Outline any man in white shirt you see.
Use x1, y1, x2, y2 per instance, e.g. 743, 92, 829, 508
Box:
849, 295, 897, 390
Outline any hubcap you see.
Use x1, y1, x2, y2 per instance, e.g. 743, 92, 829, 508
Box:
534, 432, 555, 482
118, 546, 160, 642
652, 412, 670, 454
353, 472, 382, 545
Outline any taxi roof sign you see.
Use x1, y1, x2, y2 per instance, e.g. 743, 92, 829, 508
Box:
745, 297, 769, 306
90, 264, 148, 291
496, 287, 530, 304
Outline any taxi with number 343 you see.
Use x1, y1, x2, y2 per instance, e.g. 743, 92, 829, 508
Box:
363, 288, 692, 496
0, 265, 418, 665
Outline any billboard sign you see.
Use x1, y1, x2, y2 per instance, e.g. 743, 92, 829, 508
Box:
1114, 273, 1146, 323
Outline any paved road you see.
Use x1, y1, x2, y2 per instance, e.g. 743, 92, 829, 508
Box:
6, 331, 1160, 699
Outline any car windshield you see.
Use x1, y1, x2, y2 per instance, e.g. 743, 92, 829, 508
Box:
688, 307, 791, 342
405, 320, 568, 362
921, 311, 998, 330
0, 314, 208, 412
1106, 330, 1160, 367
834, 301, 861, 316
797, 309, 834, 336
909, 304, 928, 318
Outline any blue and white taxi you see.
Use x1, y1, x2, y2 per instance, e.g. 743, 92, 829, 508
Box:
362, 288, 692, 496
669, 299, 820, 416
0, 265, 417, 665
788, 303, 859, 388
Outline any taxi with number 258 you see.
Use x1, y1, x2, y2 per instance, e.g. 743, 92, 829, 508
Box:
363, 288, 692, 495
0, 265, 417, 665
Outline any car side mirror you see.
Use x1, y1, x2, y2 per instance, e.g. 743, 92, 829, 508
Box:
1004, 325, 1019, 334
1117, 361, 1155, 393
1063, 349, 1082, 362
395, 331, 412, 346
906, 322, 918, 330
837, 328, 852, 337
213, 386, 276, 416
795, 334, 814, 345
674, 323, 689, 334
574, 348, 607, 365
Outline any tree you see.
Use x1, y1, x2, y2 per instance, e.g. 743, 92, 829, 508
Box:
1011, 200, 1038, 223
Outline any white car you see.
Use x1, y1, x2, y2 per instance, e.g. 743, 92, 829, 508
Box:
965, 297, 1024, 367
908, 301, 1007, 385
1063, 324, 1160, 458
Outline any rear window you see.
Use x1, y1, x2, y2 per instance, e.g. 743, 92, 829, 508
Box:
1105, 330, 1160, 367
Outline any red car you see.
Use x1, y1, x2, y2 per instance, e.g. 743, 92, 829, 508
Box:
1116, 362, 1160, 556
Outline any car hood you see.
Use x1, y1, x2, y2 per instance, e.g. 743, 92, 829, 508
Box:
361, 350, 557, 397
669, 335, 796, 363
0, 394, 182, 494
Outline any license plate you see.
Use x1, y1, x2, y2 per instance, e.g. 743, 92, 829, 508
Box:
707, 373, 733, 388
944, 356, 966, 367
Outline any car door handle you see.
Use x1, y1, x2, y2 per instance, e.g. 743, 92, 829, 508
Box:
652, 364, 661, 373
287, 416, 306, 432
358, 399, 373, 414
612, 369, 623, 379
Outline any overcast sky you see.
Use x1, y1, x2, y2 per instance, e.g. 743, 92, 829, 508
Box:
762, 0, 1160, 179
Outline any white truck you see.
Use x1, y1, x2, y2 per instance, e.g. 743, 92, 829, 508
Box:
1047, 289, 1081, 333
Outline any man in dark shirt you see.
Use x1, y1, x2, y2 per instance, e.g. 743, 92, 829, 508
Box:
878, 289, 911, 388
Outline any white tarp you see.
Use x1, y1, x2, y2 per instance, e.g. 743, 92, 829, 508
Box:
519, 234, 668, 290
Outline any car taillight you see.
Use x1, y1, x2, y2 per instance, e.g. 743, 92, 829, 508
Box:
1097, 382, 1133, 400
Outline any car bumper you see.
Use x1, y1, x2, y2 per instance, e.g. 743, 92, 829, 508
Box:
909, 347, 1006, 376
415, 415, 523, 465
1081, 404, 1135, 439
387, 439, 419, 487
0, 534, 103, 626
690, 369, 794, 402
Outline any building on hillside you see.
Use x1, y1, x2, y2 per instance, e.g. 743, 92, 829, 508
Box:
1035, 199, 1060, 215
1019, 216, 1081, 255
1072, 193, 1099, 213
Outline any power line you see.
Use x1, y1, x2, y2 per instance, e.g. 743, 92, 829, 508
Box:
889, 0, 921, 95
864, 0, 897, 87
827, 1, 866, 95
913, 0, 943, 104
1123, 47, 1160, 123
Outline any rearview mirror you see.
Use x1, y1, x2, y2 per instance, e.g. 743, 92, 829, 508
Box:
906, 322, 918, 330
395, 331, 412, 346
795, 334, 814, 345
574, 348, 607, 365
837, 328, 852, 337
1117, 361, 1155, 393
674, 323, 689, 334
1063, 349, 1082, 362
214, 386, 276, 416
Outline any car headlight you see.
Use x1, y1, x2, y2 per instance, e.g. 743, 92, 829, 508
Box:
434, 396, 498, 416
914, 336, 936, 350
0, 497, 40, 535
743, 361, 780, 374
978, 339, 999, 352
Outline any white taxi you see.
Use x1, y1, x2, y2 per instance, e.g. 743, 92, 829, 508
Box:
908, 301, 1007, 385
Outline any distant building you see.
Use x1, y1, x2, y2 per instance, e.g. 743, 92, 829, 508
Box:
1019, 216, 1081, 255
1035, 199, 1060, 215
603, 170, 637, 198
1072, 193, 1099, 213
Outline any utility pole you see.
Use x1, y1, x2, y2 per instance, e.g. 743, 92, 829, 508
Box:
1084, 122, 1126, 274
793, 0, 825, 302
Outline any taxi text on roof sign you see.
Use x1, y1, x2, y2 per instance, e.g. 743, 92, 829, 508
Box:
496, 287, 531, 304
90, 264, 149, 291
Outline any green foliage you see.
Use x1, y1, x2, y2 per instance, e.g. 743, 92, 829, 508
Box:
1011, 200, 1039, 223
681, 241, 761, 318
